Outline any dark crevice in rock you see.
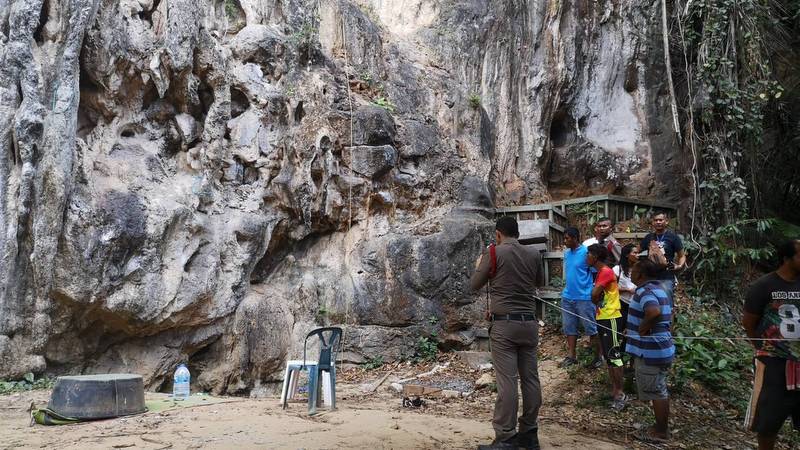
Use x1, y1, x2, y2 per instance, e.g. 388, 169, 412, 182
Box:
141, 80, 160, 112
119, 124, 145, 139
549, 108, 577, 148
243, 166, 259, 184
138, 0, 162, 26
34, 0, 49, 45
230, 87, 249, 118
318, 135, 333, 155
186, 340, 214, 389
1, 9, 9, 39
234, 229, 254, 245
184, 241, 208, 272
249, 219, 290, 283
293, 101, 305, 123
310, 153, 323, 189
624, 61, 638, 93
77, 107, 97, 140
479, 108, 494, 158
194, 78, 215, 123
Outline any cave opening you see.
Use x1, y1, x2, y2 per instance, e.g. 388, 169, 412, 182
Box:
230, 87, 249, 119
549, 108, 577, 148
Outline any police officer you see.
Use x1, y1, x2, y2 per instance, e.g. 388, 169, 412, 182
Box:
471, 216, 542, 450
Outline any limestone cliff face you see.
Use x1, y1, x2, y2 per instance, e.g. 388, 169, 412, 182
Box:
0, 0, 677, 392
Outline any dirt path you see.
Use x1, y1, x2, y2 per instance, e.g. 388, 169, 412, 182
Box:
2, 381, 623, 450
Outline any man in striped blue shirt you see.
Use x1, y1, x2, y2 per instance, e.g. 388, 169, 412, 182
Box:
626, 259, 674, 443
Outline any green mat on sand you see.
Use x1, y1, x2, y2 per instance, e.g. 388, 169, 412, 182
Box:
31, 393, 230, 425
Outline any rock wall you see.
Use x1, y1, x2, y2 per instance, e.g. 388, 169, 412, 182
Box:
0, 0, 678, 393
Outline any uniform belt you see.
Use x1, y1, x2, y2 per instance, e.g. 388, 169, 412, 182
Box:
490, 313, 536, 321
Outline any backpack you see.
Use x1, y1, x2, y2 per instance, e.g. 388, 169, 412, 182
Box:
647, 238, 668, 269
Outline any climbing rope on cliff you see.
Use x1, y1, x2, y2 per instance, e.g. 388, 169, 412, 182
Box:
339, 6, 355, 374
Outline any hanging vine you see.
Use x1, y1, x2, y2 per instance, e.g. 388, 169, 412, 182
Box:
677, 0, 788, 231
673, 0, 800, 293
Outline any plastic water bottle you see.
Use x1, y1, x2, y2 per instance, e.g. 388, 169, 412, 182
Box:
173, 364, 190, 401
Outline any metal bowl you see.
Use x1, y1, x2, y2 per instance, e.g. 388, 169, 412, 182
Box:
48, 374, 147, 419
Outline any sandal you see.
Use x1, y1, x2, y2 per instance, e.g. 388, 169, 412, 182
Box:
635, 427, 670, 443
558, 357, 578, 368
610, 393, 628, 412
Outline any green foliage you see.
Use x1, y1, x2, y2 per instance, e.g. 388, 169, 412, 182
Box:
468, 93, 481, 109
0, 373, 54, 394
224, 0, 239, 19
290, 22, 319, 62
316, 305, 331, 324
363, 355, 384, 370
372, 96, 396, 112
566, 202, 601, 232
549, 276, 565, 288
673, 312, 752, 396
359, 70, 373, 84
414, 335, 438, 362
633, 206, 650, 222
773, 218, 800, 239
678, 0, 795, 229
291, 23, 318, 46
685, 218, 775, 297
427, 315, 439, 325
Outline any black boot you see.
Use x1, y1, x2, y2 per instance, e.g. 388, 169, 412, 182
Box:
517, 428, 540, 450
477, 434, 518, 449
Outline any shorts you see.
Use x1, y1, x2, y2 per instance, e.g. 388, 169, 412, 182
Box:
561, 298, 597, 336
634, 357, 669, 400
597, 317, 624, 367
745, 357, 800, 435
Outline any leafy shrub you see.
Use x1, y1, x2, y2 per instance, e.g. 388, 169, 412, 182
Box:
224, 0, 239, 19
372, 97, 396, 112
414, 335, 438, 362
364, 355, 384, 370
685, 218, 775, 298
468, 93, 481, 109
672, 311, 752, 395
0, 373, 54, 394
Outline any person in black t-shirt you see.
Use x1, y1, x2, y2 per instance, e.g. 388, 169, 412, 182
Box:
639, 212, 685, 300
743, 239, 800, 450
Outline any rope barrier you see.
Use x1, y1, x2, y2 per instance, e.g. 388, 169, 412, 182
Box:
484, 288, 800, 343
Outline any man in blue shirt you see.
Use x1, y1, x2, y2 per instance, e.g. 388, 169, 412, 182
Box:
626, 259, 674, 443
560, 227, 601, 368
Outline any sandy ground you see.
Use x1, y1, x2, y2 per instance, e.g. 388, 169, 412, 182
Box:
1, 375, 623, 450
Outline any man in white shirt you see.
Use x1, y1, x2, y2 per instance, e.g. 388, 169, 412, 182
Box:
582, 217, 621, 266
